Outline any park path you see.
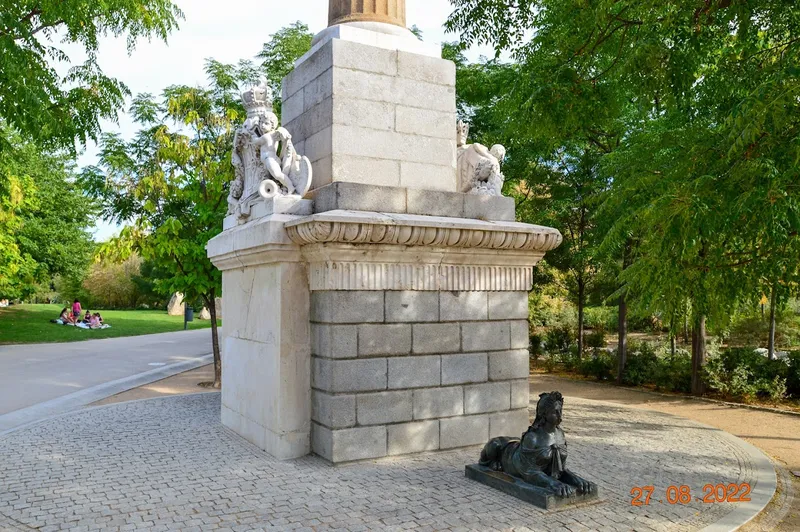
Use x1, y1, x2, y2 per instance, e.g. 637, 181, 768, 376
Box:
530, 373, 800, 470
0, 329, 213, 429
5, 365, 788, 530
101, 367, 800, 470
530, 373, 800, 530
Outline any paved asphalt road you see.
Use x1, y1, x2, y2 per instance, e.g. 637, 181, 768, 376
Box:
0, 330, 213, 416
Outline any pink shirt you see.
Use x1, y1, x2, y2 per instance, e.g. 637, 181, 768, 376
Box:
72, 302, 81, 315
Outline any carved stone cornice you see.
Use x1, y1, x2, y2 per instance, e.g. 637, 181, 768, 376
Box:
209, 211, 562, 289
288, 211, 563, 291
207, 213, 304, 271
285, 211, 563, 252
209, 243, 302, 271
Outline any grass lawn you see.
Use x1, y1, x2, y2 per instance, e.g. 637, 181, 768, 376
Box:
0, 304, 219, 345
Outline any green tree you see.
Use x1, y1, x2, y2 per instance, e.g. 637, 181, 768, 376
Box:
82, 253, 143, 309
442, 42, 613, 356
448, 0, 800, 394
81, 60, 256, 388
519, 149, 608, 356
0, 147, 36, 299
131, 258, 172, 308
0, 0, 182, 152
0, 126, 96, 300
92, 234, 174, 308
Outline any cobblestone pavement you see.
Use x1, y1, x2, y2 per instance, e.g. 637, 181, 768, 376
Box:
0, 393, 763, 531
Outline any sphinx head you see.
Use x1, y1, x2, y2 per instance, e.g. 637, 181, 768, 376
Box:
533, 391, 564, 429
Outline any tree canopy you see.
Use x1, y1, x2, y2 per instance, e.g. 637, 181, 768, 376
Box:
0, 0, 182, 152
0, 126, 96, 300
447, 0, 800, 305
447, 0, 800, 382
81, 59, 260, 387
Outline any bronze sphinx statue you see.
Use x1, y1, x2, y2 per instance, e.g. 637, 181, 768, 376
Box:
478, 391, 597, 498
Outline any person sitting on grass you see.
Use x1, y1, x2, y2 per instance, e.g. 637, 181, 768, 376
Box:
88, 313, 101, 328
83, 310, 91, 323
59, 308, 76, 325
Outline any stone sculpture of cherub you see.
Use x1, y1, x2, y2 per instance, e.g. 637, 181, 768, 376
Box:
456, 120, 506, 196
251, 111, 311, 199
227, 79, 312, 217
478, 391, 597, 497
250, 113, 295, 196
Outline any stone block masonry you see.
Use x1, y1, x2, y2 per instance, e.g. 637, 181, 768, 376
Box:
310, 290, 531, 463
208, 4, 564, 466
282, 38, 457, 193
208, 196, 559, 464
309, 182, 516, 221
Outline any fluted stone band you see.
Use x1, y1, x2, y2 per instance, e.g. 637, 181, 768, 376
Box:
328, 0, 406, 28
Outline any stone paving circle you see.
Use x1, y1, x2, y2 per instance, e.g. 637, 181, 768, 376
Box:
0, 392, 775, 531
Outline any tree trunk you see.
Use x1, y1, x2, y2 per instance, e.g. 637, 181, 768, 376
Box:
768, 284, 777, 360
616, 240, 631, 385
617, 294, 627, 385
577, 278, 585, 359
205, 289, 222, 389
683, 312, 689, 344
691, 315, 706, 395
669, 316, 676, 356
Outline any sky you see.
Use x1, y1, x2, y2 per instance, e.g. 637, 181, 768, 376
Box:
75, 0, 490, 241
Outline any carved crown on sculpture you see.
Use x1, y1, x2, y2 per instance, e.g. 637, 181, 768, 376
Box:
241, 80, 274, 119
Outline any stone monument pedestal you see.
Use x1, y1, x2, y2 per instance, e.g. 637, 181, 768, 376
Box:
207, 8, 563, 463
208, 215, 311, 459
209, 206, 560, 462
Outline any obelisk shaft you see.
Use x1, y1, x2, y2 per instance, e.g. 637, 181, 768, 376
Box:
328, 0, 406, 28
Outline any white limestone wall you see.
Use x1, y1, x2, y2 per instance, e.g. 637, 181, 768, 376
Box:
208, 214, 313, 461
219, 261, 311, 459
281, 38, 457, 192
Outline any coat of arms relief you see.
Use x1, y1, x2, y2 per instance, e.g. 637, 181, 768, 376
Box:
227, 79, 312, 220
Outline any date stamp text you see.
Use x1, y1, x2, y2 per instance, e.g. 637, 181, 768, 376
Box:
630, 483, 752, 506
